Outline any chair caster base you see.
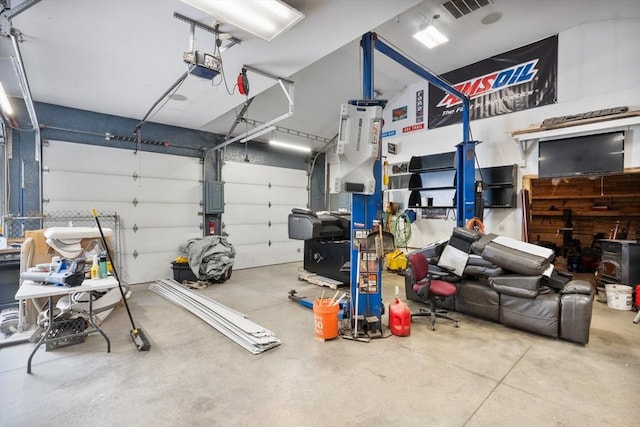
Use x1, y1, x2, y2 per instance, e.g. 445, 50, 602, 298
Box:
412, 308, 459, 331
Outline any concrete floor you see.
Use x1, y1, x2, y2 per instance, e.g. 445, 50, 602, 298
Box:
1, 262, 638, 427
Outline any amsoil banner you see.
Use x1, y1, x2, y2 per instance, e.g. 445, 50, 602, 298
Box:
428, 35, 557, 129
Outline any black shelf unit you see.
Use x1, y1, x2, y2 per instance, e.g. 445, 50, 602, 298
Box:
400, 155, 517, 210
477, 164, 517, 208
408, 152, 457, 209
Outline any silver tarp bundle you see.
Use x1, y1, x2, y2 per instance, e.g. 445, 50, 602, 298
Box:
178, 236, 235, 282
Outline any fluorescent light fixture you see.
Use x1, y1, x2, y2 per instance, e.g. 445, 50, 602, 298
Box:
269, 139, 311, 153
180, 0, 305, 41
0, 82, 13, 116
413, 25, 449, 49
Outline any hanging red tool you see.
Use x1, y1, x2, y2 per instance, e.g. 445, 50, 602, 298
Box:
237, 68, 249, 96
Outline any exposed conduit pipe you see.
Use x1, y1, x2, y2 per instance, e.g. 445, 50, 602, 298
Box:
1, 0, 44, 216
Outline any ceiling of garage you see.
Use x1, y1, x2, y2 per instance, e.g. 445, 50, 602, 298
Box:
1, 0, 639, 153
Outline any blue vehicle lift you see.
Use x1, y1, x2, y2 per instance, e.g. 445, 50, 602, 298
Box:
346, 32, 474, 339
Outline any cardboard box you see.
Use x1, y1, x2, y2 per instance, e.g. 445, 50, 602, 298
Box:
24, 229, 115, 267
25, 229, 53, 266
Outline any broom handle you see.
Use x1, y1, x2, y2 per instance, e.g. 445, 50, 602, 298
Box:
91, 208, 137, 329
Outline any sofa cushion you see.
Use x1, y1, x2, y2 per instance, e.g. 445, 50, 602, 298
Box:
543, 269, 573, 291
490, 275, 542, 298
415, 240, 448, 261
500, 293, 560, 338
481, 242, 552, 276
464, 264, 505, 279
437, 227, 482, 276
455, 280, 500, 321
471, 233, 499, 255
467, 254, 498, 267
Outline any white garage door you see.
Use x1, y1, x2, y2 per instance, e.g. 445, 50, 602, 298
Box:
42, 140, 202, 284
222, 161, 306, 269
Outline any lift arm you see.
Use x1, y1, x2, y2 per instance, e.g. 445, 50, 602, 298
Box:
369, 32, 475, 226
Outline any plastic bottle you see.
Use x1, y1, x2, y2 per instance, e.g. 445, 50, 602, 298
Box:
388, 286, 411, 337
50, 256, 61, 273
91, 255, 100, 280
99, 254, 108, 278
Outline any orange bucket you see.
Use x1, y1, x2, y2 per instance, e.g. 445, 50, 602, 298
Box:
313, 298, 339, 340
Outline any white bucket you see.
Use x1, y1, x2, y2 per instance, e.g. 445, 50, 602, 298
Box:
605, 284, 633, 311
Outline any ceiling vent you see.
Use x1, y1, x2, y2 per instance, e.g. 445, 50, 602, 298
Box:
441, 0, 492, 19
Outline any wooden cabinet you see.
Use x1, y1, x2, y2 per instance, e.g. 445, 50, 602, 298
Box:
526, 173, 640, 246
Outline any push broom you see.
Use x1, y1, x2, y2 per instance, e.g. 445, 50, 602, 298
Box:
92, 208, 151, 351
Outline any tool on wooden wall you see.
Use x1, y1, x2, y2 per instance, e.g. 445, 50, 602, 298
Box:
91, 208, 151, 351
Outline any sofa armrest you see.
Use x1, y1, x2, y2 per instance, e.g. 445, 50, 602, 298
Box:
560, 279, 593, 295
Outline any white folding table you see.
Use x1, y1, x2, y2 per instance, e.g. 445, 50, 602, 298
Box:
15, 276, 119, 373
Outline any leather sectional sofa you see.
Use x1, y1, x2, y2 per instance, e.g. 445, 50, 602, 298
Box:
405, 228, 594, 344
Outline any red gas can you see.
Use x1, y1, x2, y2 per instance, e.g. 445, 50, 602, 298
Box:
635, 284, 640, 309
389, 297, 411, 337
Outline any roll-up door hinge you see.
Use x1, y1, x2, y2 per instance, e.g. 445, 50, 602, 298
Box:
133, 250, 139, 259
133, 172, 139, 181
133, 224, 138, 233
133, 198, 138, 207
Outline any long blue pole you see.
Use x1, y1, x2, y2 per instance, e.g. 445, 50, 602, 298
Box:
349, 32, 383, 332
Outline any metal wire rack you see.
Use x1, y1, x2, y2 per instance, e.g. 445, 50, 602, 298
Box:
1, 210, 121, 269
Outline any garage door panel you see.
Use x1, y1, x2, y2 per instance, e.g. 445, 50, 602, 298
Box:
44, 177, 200, 205
134, 179, 201, 202
136, 154, 201, 181
43, 177, 201, 206
223, 204, 272, 223
223, 204, 293, 225
223, 183, 306, 206
45, 141, 137, 174
119, 228, 201, 255
44, 202, 201, 229
45, 141, 201, 181
224, 224, 271, 246
232, 241, 303, 270
43, 172, 138, 201
267, 186, 307, 205
44, 141, 202, 284
223, 162, 306, 186
222, 161, 307, 268
118, 252, 175, 284
120, 206, 201, 228
44, 200, 134, 217
225, 224, 289, 245
268, 205, 301, 220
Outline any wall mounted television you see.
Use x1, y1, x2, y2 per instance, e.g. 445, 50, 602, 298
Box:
538, 131, 624, 178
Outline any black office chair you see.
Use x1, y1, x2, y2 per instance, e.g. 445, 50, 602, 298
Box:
407, 252, 459, 330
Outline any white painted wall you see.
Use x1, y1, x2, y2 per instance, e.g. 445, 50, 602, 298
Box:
379, 19, 640, 248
